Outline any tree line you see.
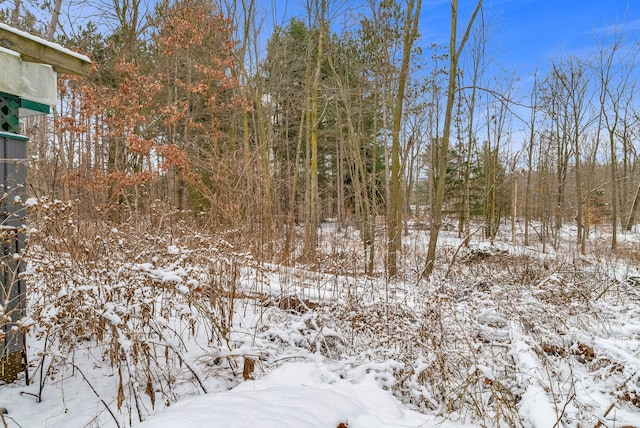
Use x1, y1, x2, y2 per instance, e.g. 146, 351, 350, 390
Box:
2, 0, 639, 277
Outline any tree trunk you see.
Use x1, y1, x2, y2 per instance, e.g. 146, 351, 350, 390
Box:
524, 77, 538, 247
387, 0, 421, 278
626, 182, 640, 231
303, 0, 326, 260
424, 0, 482, 278
610, 128, 618, 249
45, 0, 63, 40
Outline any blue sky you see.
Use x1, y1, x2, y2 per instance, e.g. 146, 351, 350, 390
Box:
57, 0, 637, 81
269, 0, 638, 79
476, 0, 637, 73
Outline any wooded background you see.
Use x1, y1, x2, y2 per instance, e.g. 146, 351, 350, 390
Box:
3, 0, 638, 277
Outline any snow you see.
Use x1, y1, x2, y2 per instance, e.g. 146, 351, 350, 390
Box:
142, 361, 447, 428
102, 310, 122, 326
0, 46, 20, 57
0, 22, 91, 64
510, 326, 559, 426
519, 384, 559, 427
3, 216, 640, 427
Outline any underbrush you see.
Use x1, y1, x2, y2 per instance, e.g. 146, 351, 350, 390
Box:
22, 199, 253, 426
244, 235, 640, 426
16, 202, 640, 426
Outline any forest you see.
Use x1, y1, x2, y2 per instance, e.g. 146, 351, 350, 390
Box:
2, 0, 638, 275
2, 0, 640, 427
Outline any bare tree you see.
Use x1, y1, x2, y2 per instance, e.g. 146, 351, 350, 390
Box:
387, 0, 421, 278
481, 75, 513, 243
592, 30, 636, 249
45, 0, 63, 40
523, 74, 539, 247
423, 0, 482, 278
458, 16, 487, 246
302, 0, 327, 260
543, 58, 591, 252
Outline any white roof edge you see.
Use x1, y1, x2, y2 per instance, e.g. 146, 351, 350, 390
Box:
0, 46, 20, 57
0, 22, 91, 64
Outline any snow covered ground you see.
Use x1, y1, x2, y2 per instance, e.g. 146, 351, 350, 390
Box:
0, 356, 461, 427
140, 360, 464, 428
1, 204, 640, 427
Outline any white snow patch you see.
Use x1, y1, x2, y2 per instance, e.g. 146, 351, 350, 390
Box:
102, 311, 122, 326
141, 361, 460, 428
519, 384, 559, 427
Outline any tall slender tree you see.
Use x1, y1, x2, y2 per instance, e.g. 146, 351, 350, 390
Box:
592, 30, 636, 250
424, 0, 482, 278
303, 0, 327, 260
387, 0, 421, 278
523, 74, 539, 247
